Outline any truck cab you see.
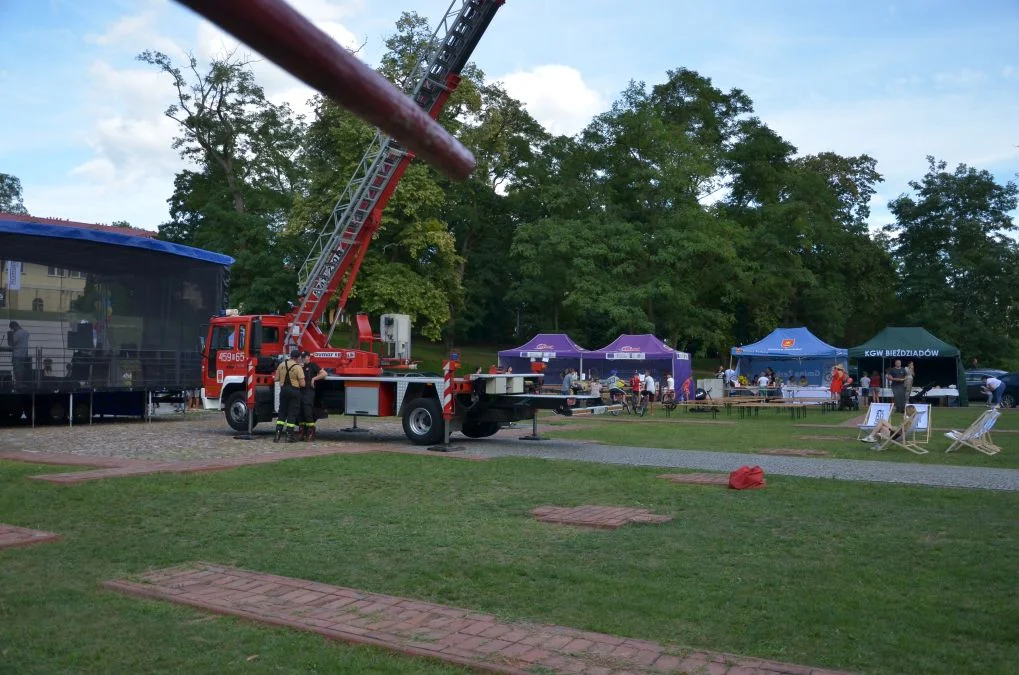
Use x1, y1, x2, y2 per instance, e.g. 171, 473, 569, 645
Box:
201, 313, 287, 404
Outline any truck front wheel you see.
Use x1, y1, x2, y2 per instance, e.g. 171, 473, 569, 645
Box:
225, 391, 256, 432
402, 397, 444, 446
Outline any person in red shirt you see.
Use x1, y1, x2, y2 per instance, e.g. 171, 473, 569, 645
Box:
830, 364, 846, 400
629, 372, 643, 395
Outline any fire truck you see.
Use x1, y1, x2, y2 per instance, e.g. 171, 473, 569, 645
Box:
200, 0, 607, 444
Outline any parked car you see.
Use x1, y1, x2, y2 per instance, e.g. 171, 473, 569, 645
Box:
996, 372, 1019, 408
965, 368, 1010, 405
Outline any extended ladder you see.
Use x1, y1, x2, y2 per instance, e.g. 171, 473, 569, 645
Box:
286, 0, 504, 351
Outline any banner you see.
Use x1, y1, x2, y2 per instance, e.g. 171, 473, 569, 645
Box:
6, 261, 21, 290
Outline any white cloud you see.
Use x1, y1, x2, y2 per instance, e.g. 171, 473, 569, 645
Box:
84, 2, 185, 59
31, 1, 363, 229
498, 65, 606, 136
934, 68, 987, 87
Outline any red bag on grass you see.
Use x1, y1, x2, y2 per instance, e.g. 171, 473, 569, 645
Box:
728, 465, 766, 490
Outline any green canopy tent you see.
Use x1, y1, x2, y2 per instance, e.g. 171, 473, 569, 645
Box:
849, 326, 968, 406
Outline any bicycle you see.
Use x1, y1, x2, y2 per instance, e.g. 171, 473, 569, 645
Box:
630, 391, 648, 417
609, 389, 646, 417
661, 389, 678, 416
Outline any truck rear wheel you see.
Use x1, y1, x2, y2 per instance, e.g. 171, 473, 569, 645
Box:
225, 391, 256, 432
402, 397, 444, 445
461, 420, 500, 438
37, 398, 67, 425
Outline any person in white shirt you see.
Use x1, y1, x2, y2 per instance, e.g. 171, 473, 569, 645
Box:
642, 371, 657, 413
983, 375, 1005, 408
860, 373, 871, 401
723, 367, 737, 389
756, 373, 770, 397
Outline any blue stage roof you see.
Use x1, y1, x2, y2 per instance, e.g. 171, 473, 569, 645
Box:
0, 219, 233, 267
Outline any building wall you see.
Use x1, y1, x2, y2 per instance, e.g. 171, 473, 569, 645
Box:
0, 261, 86, 313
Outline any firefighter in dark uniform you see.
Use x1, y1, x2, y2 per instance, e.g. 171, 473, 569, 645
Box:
298, 350, 327, 441
274, 349, 305, 442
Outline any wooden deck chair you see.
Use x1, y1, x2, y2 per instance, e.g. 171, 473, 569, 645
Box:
857, 402, 893, 440
908, 403, 931, 445
875, 407, 927, 454
945, 409, 1002, 455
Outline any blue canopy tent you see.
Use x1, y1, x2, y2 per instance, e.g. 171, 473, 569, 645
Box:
731, 327, 847, 386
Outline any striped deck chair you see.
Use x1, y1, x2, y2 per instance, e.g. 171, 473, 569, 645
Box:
857, 402, 893, 440
945, 409, 1002, 455
908, 403, 931, 445
875, 407, 927, 454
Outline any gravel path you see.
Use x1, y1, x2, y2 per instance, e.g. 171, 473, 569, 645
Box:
3, 414, 1017, 491
464, 436, 1019, 492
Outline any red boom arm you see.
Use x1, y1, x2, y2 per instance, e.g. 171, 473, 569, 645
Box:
173, 0, 476, 181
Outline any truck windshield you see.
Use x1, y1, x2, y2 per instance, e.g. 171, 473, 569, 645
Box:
210, 325, 235, 350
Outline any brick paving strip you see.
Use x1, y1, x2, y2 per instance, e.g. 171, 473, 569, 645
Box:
756, 449, 831, 457
0, 445, 484, 485
104, 562, 852, 675
658, 473, 730, 486
0, 524, 61, 549
531, 505, 673, 529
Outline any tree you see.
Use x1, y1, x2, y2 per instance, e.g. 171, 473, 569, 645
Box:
887, 157, 1019, 364
0, 173, 29, 214
141, 50, 307, 312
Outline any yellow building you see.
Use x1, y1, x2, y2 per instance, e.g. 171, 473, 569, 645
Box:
1, 261, 87, 314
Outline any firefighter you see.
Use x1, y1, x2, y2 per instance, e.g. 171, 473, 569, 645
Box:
298, 350, 327, 441
274, 349, 305, 442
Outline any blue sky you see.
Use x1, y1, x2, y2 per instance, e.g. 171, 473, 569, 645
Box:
1, 0, 1016, 230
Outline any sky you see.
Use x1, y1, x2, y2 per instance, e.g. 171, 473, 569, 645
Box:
1, 0, 1017, 232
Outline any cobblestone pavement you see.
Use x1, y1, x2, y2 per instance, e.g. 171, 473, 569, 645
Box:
2, 413, 1018, 490
106, 562, 854, 675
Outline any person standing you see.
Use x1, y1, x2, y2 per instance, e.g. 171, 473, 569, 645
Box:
8, 321, 31, 385
829, 365, 846, 402
274, 349, 305, 442
859, 372, 871, 403
887, 359, 907, 413
560, 368, 575, 396
297, 351, 327, 441
871, 371, 882, 404
642, 370, 657, 414
903, 361, 915, 402
757, 372, 770, 398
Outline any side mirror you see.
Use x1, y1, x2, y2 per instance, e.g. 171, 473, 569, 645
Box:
251, 318, 263, 356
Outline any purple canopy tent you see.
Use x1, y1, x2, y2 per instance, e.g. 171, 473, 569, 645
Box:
497, 333, 590, 386
588, 334, 694, 400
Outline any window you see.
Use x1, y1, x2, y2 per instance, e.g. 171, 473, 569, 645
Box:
70, 270, 86, 279
238, 325, 247, 351
32, 298, 44, 312
47, 267, 65, 277
209, 325, 235, 350
261, 326, 281, 345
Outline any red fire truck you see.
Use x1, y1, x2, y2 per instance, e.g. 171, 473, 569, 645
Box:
200, 0, 608, 444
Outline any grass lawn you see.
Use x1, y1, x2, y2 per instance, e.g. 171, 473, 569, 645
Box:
544, 406, 1019, 469
2, 453, 1018, 674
